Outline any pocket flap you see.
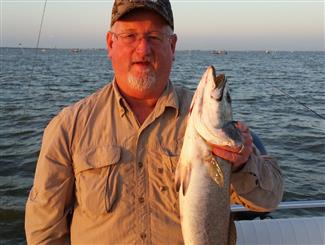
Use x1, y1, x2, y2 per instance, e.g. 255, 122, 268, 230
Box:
74, 145, 121, 173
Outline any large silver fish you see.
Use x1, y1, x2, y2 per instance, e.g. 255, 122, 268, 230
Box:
175, 66, 243, 245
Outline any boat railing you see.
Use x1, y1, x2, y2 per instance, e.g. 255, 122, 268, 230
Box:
231, 199, 325, 212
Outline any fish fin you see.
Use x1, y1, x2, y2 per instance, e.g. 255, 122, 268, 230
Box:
174, 161, 192, 195
208, 157, 224, 187
174, 161, 182, 192
182, 165, 192, 196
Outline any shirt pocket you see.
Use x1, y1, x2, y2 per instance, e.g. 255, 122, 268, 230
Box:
159, 136, 184, 173
73, 145, 121, 216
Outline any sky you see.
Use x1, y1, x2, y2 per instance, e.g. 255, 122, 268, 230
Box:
1, 0, 324, 51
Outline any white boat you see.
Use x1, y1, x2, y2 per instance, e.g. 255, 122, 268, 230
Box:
232, 200, 325, 244
70, 48, 81, 53
212, 50, 228, 55
236, 216, 324, 244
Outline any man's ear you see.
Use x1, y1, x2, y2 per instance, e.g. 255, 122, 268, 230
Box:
106, 31, 114, 58
171, 34, 177, 61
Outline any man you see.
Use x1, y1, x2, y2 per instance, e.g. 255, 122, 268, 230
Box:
25, 0, 283, 244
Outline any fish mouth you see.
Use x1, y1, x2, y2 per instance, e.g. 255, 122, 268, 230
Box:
215, 74, 226, 90
209, 66, 226, 89
208, 66, 227, 101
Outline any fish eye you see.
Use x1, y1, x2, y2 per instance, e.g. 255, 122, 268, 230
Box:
226, 92, 231, 103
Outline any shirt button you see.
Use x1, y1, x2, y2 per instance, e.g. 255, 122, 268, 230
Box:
160, 186, 168, 192
140, 232, 146, 240
138, 197, 145, 203
138, 162, 143, 168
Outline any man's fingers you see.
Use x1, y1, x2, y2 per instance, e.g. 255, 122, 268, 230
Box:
212, 144, 242, 153
236, 121, 249, 132
212, 147, 235, 161
212, 145, 251, 165
211, 121, 254, 168
212, 129, 253, 165
212, 132, 252, 155
243, 132, 253, 148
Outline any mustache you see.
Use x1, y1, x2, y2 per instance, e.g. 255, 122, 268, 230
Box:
131, 57, 152, 64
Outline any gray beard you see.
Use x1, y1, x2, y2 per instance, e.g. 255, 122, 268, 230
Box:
127, 69, 156, 92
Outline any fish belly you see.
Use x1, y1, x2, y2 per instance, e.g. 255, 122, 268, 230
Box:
180, 159, 231, 245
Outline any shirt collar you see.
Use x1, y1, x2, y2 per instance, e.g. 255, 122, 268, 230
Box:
112, 78, 180, 118
112, 78, 128, 117
155, 80, 180, 118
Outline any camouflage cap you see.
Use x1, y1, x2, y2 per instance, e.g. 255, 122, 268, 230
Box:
111, 0, 174, 30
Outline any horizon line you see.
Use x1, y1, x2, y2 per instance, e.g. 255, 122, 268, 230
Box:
1, 46, 324, 52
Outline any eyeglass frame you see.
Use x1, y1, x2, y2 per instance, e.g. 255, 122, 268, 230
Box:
110, 31, 176, 46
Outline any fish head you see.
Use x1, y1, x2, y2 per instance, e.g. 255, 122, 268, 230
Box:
190, 66, 242, 148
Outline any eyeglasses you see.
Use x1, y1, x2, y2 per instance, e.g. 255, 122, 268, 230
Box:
111, 31, 174, 46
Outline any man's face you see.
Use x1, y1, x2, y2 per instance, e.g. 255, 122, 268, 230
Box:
107, 9, 177, 99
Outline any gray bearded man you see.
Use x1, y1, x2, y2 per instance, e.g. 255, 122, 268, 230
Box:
25, 0, 283, 244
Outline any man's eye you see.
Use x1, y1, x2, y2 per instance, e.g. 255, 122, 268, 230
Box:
122, 33, 136, 40
126, 34, 136, 38
148, 33, 162, 41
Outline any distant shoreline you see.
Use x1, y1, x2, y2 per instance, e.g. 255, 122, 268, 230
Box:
1, 46, 324, 52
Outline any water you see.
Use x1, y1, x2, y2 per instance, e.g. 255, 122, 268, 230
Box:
1, 48, 324, 243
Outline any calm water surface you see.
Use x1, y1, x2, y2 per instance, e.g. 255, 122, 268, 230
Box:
1, 48, 324, 243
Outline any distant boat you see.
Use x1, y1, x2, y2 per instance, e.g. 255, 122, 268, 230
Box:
212, 50, 227, 55
71, 48, 81, 53
265, 50, 272, 54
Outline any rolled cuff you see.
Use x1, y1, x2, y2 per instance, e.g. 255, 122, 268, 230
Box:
230, 147, 284, 211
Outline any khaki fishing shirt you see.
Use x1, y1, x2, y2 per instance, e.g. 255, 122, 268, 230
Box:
25, 80, 283, 245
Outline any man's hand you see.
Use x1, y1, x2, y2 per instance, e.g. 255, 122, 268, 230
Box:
212, 121, 253, 171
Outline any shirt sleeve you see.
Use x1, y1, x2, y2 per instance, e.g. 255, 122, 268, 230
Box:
230, 146, 284, 212
25, 112, 74, 244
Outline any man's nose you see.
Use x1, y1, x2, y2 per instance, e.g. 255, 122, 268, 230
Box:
134, 36, 152, 55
